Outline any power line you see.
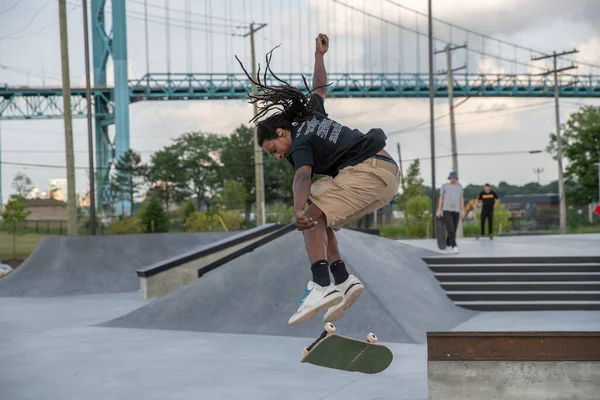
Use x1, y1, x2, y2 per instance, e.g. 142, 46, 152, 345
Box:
2, 3, 80, 41
97, 4, 246, 35
127, 0, 249, 24
388, 100, 552, 135
0, 0, 23, 17
102, 2, 246, 30
332, 0, 546, 72
403, 149, 545, 163
384, 0, 600, 71
0, 160, 262, 171
0, 0, 52, 41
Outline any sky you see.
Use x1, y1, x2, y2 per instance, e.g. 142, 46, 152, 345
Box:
1, 0, 600, 204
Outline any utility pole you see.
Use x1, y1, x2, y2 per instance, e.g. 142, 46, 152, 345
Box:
427, 0, 437, 238
397, 142, 404, 191
532, 49, 578, 234
82, 0, 96, 235
244, 22, 268, 226
58, 0, 78, 236
533, 167, 544, 184
435, 43, 466, 174
435, 43, 466, 237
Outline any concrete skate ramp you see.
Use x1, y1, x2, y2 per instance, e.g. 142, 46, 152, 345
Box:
0, 232, 235, 297
102, 229, 473, 343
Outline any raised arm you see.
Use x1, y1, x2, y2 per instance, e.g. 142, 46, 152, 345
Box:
312, 33, 329, 99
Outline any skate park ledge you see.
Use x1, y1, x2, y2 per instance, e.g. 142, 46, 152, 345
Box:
427, 331, 600, 400
136, 223, 295, 298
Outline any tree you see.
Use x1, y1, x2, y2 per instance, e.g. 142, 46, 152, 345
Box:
138, 199, 170, 233
219, 125, 295, 223
1, 195, 31, 260
219, 125, 256, 222
12, 172, 33, 198
178, 200, 196, 225
148, 145, 185, 212
397, 160, 426, 210
219, 180, 248, 210
112, 149, 146, 216
547, 105, 600, 204
173, 132, 223, 210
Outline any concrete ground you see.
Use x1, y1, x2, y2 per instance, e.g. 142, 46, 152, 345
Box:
0, 293, 428, 400
397, 233, 600, 257
2, 233, 600, 400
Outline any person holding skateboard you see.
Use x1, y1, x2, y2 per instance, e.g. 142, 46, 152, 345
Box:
237, 33, 400, 326
475, 183, 499, 239
436, 171, 465, 254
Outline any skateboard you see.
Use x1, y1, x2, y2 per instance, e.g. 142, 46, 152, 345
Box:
435, 216, 446, 250
300, 323, 393, 374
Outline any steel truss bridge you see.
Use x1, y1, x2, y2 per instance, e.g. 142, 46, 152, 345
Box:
2, 72, 600, 121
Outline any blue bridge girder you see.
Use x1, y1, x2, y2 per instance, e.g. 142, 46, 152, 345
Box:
2, 72, 600, 120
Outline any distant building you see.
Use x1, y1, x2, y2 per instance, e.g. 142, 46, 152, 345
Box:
24, 198, 67, 220
501, 194, 559, 220
49, 179, 68, 202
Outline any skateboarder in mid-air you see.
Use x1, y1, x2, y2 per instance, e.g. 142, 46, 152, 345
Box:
237, 33, 400, 326
475, 183, 499, 239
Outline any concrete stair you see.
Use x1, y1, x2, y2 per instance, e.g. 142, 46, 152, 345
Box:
424, 256, 600, 311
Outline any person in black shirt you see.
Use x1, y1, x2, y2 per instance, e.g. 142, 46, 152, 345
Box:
237, 34, 400, 326
475, 183, 499, 239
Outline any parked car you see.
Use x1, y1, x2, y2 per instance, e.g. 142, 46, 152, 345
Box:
0, 263, 13, 278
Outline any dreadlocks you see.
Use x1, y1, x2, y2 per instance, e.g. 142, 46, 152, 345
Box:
235, 46, 329, 146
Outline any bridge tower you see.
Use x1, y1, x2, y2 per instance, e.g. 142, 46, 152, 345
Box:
91, 0, 130, 210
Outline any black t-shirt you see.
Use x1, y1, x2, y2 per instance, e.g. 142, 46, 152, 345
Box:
285, 93, 386, 176
477, 190, 498, 210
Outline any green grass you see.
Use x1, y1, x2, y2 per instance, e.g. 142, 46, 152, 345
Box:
0, 233, 55, 261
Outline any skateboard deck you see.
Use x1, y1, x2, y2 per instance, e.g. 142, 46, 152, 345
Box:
301, 323, 393, 374
435, 216, 446, 250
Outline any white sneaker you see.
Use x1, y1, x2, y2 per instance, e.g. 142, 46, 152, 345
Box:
452, 246, 459, 254
323, 274, 365, 322
288, 281, 343, 326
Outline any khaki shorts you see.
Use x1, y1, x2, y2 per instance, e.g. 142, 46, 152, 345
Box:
309, 157, 401, 230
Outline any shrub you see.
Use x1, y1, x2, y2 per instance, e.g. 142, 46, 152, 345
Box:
266, 202, 294, 224
379, 224, 410, 239
185, 210, 244, 232
404, 195, 432, 238
109, 216, 142, 235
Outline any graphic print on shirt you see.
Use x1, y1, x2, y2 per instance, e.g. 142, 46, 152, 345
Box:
305, 117, 320, 135
329, 122, 343, 144
316, 119, 333, 139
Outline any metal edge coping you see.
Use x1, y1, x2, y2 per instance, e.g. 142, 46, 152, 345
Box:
196, 224, 296, 278
136, 223, 285, 278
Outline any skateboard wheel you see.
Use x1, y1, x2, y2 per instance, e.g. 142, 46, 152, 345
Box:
324, 322, 336, 333
301, 347, 309, 356
367, 333, 377, 343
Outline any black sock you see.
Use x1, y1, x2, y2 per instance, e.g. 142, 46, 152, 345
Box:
311, 260, 331, 287
330, 260, 349, 285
